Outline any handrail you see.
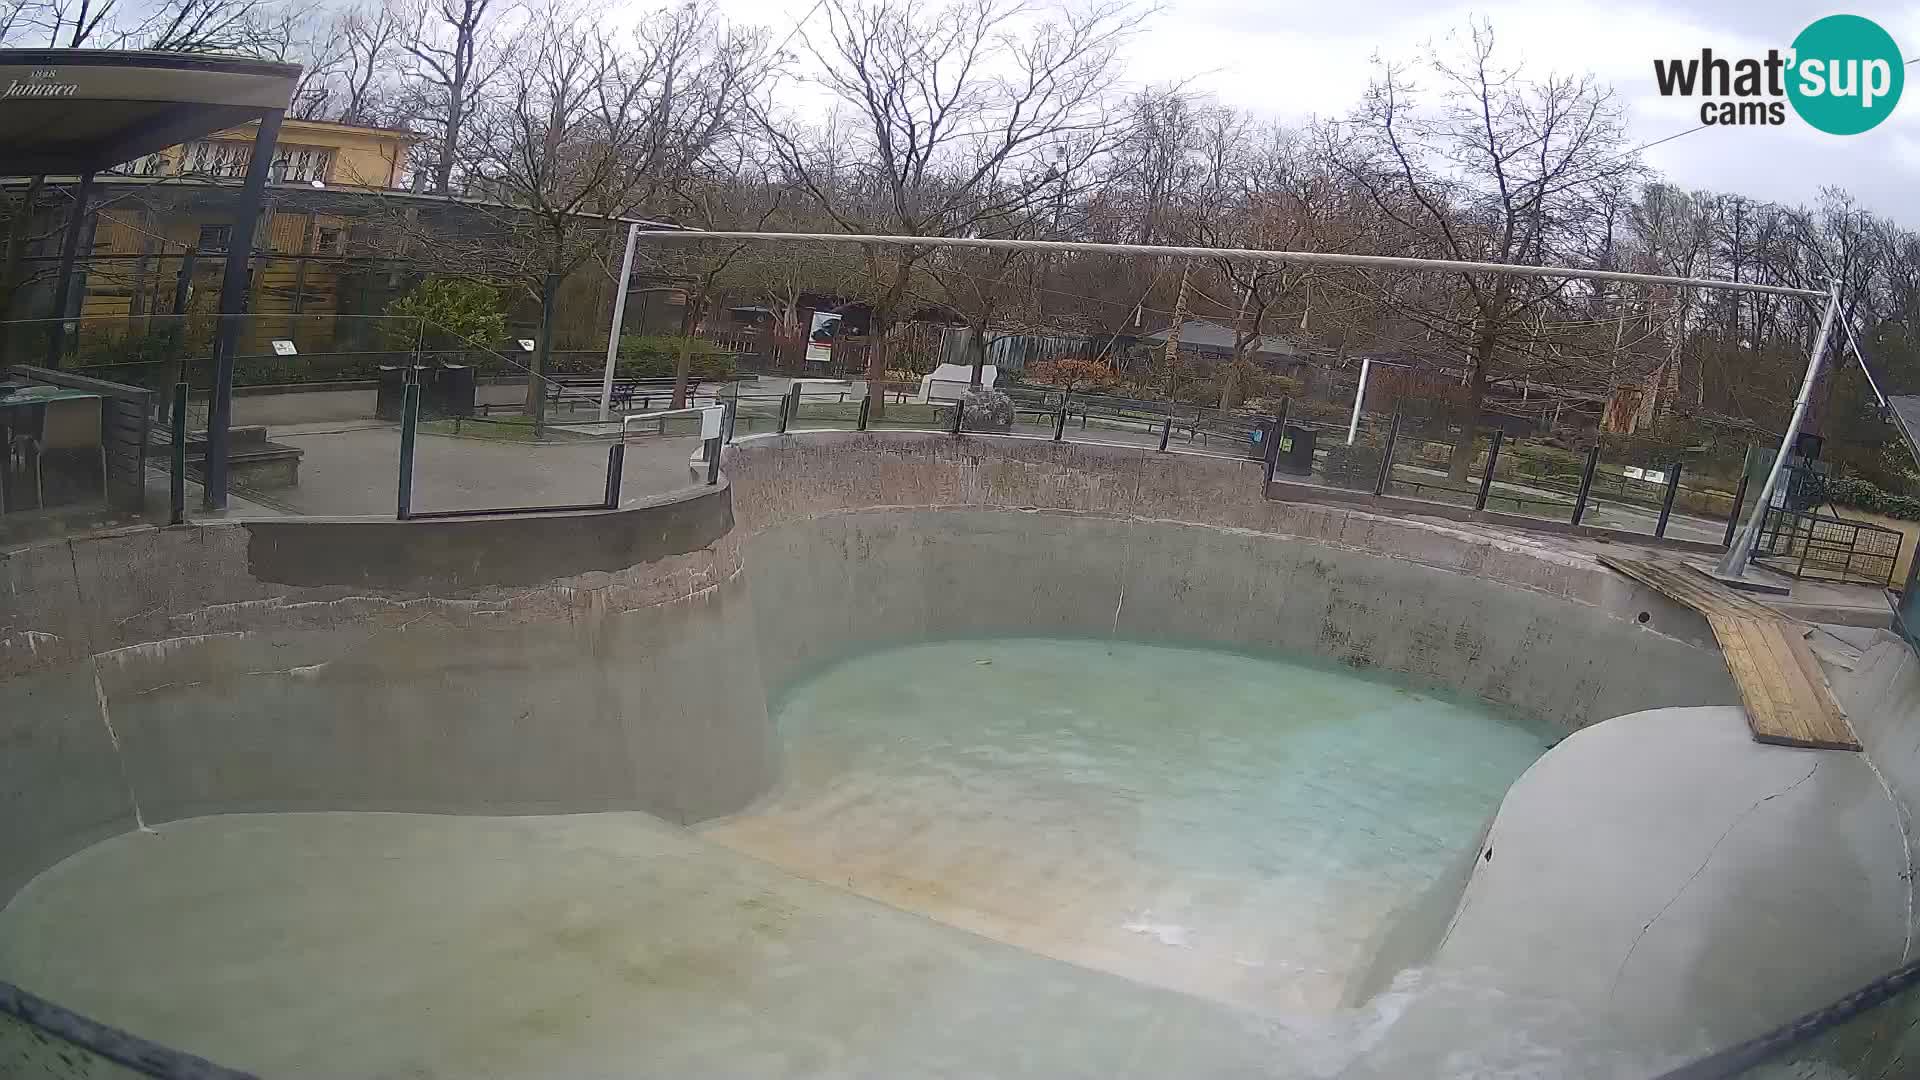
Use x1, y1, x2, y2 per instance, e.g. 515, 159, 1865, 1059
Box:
621, 406, 721, 436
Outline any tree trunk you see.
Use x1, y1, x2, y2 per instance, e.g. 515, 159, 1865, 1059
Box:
671, 294, 705, 410
1447, 338, 1493, 483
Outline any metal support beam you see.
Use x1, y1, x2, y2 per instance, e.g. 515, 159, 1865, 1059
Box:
1373, 410, 1401, 496
169, 381, 187, 525
1724, 470, 1752, 548
46, 170, 94, 369
857, 394, 871, 431
396, 380, 418, 519
1718, 280, 1843, 580
203, 109, 283, 509
1475, 429, 1504, 511
632, 231, 1825, 300
1571, 445, 1601, 525
599, 222, 640, 421
603, 442, 625, 508
1656, 462, 1684, 538
1347, 357, 1371, 445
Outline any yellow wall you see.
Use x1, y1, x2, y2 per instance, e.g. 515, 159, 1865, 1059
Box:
136, 118, 414, 190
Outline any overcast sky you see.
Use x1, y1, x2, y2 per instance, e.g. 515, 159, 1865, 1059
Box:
714, 0, 1920, 224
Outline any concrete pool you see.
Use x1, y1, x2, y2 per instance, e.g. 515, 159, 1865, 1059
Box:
4, 431, 1918, 1078
707, 637, 1556, 1016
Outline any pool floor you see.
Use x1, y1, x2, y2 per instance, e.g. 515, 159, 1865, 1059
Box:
705, 638, 1556, 1014
0, 637, 1556, 1076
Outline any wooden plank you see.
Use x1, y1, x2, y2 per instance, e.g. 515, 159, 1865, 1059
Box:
1599, 555, 1859, 751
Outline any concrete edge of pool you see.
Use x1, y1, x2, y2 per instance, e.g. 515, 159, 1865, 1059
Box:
3, 430, 1917, 1075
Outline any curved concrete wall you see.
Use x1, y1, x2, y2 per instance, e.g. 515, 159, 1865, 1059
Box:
3, 431, 1749, 905
730, 432, 1737, 729
1, 486, 775, 902
5, 428, 1914, 1073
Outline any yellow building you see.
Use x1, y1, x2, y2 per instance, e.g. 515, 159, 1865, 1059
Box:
47, 118, 420, 357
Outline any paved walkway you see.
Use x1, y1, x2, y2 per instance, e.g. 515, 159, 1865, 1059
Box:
238, 422, 707, 518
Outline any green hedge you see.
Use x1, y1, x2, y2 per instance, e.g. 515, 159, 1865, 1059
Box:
612, 335, 737, 380
1826, 475, 1920, 521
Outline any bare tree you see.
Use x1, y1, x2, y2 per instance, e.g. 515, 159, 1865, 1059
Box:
1329, 21, 1640, 479
757, 0, 1147, 413
292, 3, 405, 124
399, 0, 505, 194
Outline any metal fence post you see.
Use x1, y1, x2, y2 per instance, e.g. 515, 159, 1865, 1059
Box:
951, 399, 966, 435
1723, 470, 1751, 548
1656, 461, 1684, 538
603, 442, 625, 509
169, 381, 188, 525
723, 396, 738, 443
1571, 444, 1601, 525
777, 391, 792, 434
1474, 429, 1504, 511
1053, 396, 1069, 441
706, 437, 722, 485
1158, 410, 1173, 452
1372, 410, 1402, 496
781, 383, 801, 432
1262, 414, 1283, 489
396, 381, 419, 520
857, 394, 871, 431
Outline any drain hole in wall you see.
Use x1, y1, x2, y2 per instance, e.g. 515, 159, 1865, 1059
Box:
1637, 611, 1651, 624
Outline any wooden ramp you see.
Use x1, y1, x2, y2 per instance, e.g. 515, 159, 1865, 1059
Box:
1599, 556, 1860, 751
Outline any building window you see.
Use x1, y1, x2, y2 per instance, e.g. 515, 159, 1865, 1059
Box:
197, 224, 232, 252
180, 140, 252, 178
315, 227, 342, 255
272, 147, 334, 184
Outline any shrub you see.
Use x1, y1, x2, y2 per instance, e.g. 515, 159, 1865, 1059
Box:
959, 388, 1014, 431
614, 335, 737, 380
382, 277, 508, 351
1824, 475, 1920, 521
1027, 358, 1120, 394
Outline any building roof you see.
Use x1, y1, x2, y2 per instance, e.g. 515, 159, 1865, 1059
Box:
0, 49, 300, 175
1141, 320, 1301, 358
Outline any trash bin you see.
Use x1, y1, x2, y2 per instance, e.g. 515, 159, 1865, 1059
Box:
1246, 418, 1275, 461
1278, 425, 1317, 476
436, 363, 476, 418
375, 365, 406, 421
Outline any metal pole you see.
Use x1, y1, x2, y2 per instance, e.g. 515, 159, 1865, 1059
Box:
1054, 397, 1069, 441
857, 394, 871, 431
204, 108, 283, 510
951, 399, 965, 435
598, 221, 640, 422
705, 438, 721, 485
1475, 429, 1504, 511
723, 395, 738, 443
46, 170, 95, 369
1159, 410, 1172, 452
1262, 414, 1282, 489
777, 390, 792, 433
1571, 445, 1601, 525
603, 442, 625, 508
396, 380, 419, 519
630, 231, 1826, 300
1656, 461, 1684, 538
1373, 410, 1401, 496
1724, 470, 1752, 547
1718, 280, 1843, 580
169, 381, 188, 525
1347, 357, 1370, 445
